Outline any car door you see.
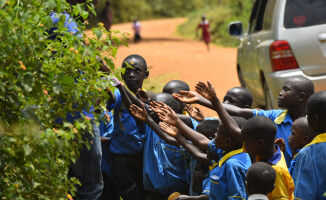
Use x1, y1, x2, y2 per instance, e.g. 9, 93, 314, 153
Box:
240, 0, 269, 105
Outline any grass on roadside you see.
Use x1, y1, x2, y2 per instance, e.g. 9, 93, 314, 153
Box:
143, 72, 180, 93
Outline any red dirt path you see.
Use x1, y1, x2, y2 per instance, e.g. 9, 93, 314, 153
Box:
111, 18, 240, 116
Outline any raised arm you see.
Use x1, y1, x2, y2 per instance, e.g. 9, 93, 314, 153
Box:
172, 91, 214, 110
159, 122, 210, 164
129, 104, 179, 147
155, 104, 210, 152
195, 81, 242, 142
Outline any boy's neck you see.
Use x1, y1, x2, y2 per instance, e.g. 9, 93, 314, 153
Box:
288, 106, 306, 121
259, 145, 276, 163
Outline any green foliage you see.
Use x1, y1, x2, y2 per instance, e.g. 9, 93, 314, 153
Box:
0, 0, 127, 198
177, 0, 253, 47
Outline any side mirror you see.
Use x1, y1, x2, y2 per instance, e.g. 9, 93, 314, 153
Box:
228, 21, 243, 37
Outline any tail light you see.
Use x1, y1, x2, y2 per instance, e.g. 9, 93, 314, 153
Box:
270, 40, 299, 71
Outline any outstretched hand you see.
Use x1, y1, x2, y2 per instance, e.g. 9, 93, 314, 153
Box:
149, 101, 169, 114
184, 104, 205, 122
154, 103, 179, 126
136, 88, 150, 104
172, 90, 200, 104
274, 138, 286, 153
195, 81, 217, 102
129, 103, 148, 122
159, 122, 179, 137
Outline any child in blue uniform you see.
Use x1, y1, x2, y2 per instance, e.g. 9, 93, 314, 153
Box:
155, 103, 251, 200
292, 91, 326, 199
128, 93, 196, 200
106, 54, 149, 200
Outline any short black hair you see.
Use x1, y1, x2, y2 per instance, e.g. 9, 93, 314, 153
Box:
232, 87, 253, 108
246, 162, 276, 195
293, 117, 315, 138
241, 116, 276, 144
163, 80, 190, 94
152, 93, 181, 113
307, 91, 326, 133
196, 120, 220, 140
122, 54, 147, 71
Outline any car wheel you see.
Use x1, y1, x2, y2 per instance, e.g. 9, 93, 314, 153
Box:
237, 67, 246, 87
263, 82, 273, 109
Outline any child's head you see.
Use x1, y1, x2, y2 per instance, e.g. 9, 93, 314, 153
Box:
278, 76, 314, 109
149, 93, 181, 123
245, 162, 276, 196
289, 117, 315, 154
222, 87, 253, 108
241, 116, 276, 156
163, 80, 190, 95
121, 54, 149, 92
196, 120, 220, 140
307, 91, 326, 133
215, 116, 247, 151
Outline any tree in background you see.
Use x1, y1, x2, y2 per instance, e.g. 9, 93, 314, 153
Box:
0, 0, 127, 198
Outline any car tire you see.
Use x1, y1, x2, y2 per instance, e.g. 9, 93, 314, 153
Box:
263, 81, 273, 109
237, 67, 246, 87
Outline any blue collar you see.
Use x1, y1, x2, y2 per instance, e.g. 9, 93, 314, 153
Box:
268, 145, 282, 165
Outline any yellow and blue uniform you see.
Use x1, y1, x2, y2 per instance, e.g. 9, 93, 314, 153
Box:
257, 145, 294, 200
292, 133, 326, 200
204, 149, 251, 200
254, 109, 293, 167
208, 139, 224, 160
143, 124, 190, 195
106, 89, 146, 154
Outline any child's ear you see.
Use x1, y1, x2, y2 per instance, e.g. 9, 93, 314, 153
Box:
303, 135, 310, 144
257, 139, 264, 146
298, 92, 306, 102
144, 71, 149, 79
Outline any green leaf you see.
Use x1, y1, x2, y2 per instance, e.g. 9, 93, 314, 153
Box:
93, 29, 102, 39
22, 74, 35, 92
23, 144, 32, 156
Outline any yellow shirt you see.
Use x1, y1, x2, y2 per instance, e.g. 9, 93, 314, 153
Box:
267, 150, 294, 200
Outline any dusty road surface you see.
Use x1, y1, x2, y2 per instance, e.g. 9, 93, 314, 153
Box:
111, 18, 239, 116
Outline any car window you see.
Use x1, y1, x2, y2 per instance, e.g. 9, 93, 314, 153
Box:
284, 0, 326, 28
263, 0, 277, 30
248, 0, 268, 34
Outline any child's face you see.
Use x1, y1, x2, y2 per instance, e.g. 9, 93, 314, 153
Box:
223, 88, 247, 108
289, 122, 307, 154
278, 79, 301, 108
122, 58, 148, 91
243, 137, 262, 157
214, 124, 229, 150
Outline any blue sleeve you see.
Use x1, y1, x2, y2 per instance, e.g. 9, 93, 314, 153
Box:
106, 89, 121, 111
226, 163, 248, 200
190, 117, 200, 130
253, 109, 279, 121
208, 139, 224, 159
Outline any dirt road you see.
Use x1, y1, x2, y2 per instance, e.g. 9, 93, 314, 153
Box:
111, 18, 239, 116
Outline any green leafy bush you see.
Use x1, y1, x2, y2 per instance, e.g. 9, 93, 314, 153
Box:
0, 0, 127, 198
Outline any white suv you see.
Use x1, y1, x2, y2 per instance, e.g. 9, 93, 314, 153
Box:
229, 0, 326, 109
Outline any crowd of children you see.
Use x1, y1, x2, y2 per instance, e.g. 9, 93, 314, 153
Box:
87, 53, 326, 200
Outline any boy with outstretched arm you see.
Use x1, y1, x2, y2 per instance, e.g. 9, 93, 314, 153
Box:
175, 77, 314, 167
195, 81, 294, 200
106, 54, 149, 200
291, 91, 326, 199
156, 104, 251, 200
128, 93, 196, 200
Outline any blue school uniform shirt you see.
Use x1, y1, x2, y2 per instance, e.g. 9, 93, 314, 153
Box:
203, 148, 251, 200
292, 133, 326, 200
254, 109, 293, 166
106, 89, 146, 155
143, 124, 190, 195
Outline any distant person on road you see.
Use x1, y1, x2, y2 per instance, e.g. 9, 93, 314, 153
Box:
101, 1, 113, 31
196, 15, 211, 51
133, 19, 141, 43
